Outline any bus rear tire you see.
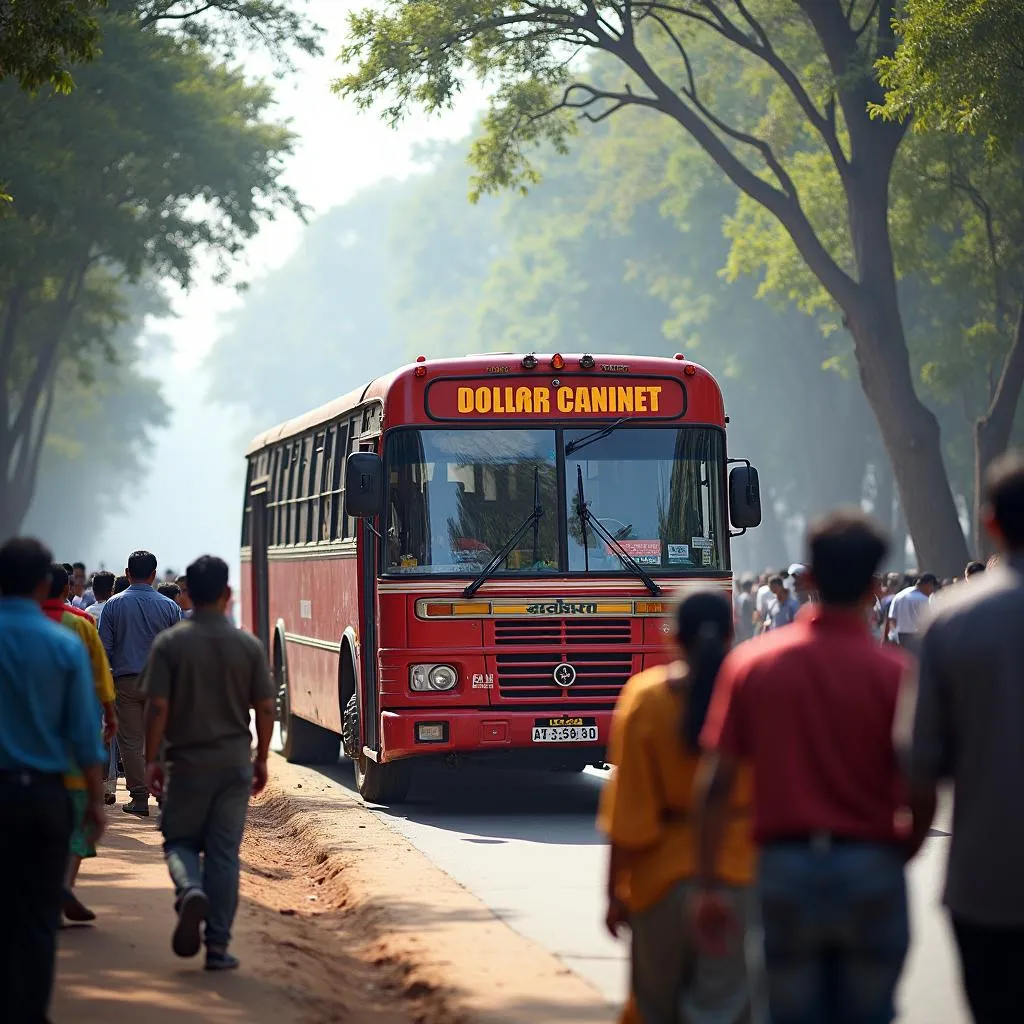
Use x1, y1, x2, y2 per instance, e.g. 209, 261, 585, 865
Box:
276, 644, 340, 765
343, 693, 411, 804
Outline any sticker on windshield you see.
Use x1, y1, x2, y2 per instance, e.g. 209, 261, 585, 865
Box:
702, 547, 713, 566
606, 539, 661, 565
667, 544, 690, 563
691, 536, 714, 550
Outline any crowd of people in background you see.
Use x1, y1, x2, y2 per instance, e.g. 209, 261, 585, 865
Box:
603, 448, 1024, 1024
0, 544, 274, 1022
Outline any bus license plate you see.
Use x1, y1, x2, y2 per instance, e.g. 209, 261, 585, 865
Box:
531, 717, 598, 743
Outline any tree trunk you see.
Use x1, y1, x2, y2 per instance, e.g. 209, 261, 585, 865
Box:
842, 150, 969, 579
972, 291, 1024, 559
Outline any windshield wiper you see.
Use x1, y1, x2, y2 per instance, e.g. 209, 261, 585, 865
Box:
565, 417, 631, 456
574, 464, 662, 596
464, 468, 545, 598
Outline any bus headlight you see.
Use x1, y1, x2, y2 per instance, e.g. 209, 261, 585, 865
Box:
410, 664, 459, 691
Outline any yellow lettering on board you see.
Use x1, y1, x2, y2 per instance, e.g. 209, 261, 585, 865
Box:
534, 387, 551, 414
648, 385, 662, 412
557, 387, 573, 413
616, 386, 634, 413
493, 387, 506, 414
475, 386, 491, 414
458, 387, 474, 414
515, 386, 533, 413
590, 387, 608, 413
635, 386, 649, 413
575, 387, 591, 413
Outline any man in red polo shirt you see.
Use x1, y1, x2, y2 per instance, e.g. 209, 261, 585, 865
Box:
694, 511, 931, 1024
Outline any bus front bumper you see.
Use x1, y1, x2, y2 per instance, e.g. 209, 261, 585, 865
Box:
379, 708, 613, 764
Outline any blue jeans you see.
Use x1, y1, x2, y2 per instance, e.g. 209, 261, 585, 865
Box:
757, 841, 909, 1024
160, 765, 252, 949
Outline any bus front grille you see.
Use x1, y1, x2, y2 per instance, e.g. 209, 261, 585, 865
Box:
494, 651, 633, 701
494, 618, 632, 646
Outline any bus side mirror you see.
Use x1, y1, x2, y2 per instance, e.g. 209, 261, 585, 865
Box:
729, 464, 762, 530
345, 452, 384, 518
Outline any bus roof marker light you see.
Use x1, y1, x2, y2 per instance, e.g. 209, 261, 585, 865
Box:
684, 365, 697, 377
579, 354, 595, 369
674, 353, 685, 360
521, 354, 538, 369
550, 353, 565, 370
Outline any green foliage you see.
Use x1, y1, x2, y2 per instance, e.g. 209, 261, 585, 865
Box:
875, 0, 1024, 150
0, 0, 105, 93
1, 4, 310, 535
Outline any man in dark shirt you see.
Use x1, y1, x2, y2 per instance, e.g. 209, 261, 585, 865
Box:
899, 451, 1024, 1023
140, 555, 276, 971
100, 549, 182, 816
0, 537, 107, 1021
695, 511, 928, 1024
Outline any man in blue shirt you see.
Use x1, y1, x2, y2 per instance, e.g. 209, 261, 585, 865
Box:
0, 536, 107, 1022
100, 549, 182, 816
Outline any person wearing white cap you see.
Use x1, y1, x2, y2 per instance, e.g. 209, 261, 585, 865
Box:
787, 563, 815, 605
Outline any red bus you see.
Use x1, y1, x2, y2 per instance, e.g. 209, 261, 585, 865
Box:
240, 352, 760, 802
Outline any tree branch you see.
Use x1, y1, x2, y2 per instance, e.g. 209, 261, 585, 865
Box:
607, 39, 861, 312
981, 289, 1024, 449
638, 1, 849, 175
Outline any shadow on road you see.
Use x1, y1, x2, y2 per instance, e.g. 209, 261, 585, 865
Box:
301, 756, 609, 846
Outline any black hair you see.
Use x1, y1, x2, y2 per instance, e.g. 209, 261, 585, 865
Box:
48, 563, 69, 600
127, 550, 158, 581
0, 537, 54, 597
186, 555, 229, 607
113, 575, 131, 595
807, 510, 888, 606
986, 450, 1024, 548
174, 575, 188, 589
965, 561, 985, 577
72, 561, 86, 572
768, 574, 785, 589
918, 572, 939, 587
92, 571, 116, 601
61, 562, 73, 576
157, 582, 181, 600
676, 591, 734, 752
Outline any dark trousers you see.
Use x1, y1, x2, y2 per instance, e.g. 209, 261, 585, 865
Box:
758, 841, 909, 1024
952, 917, 1024, 1023
160, 765, 252, 949
0, 772, 72, 1023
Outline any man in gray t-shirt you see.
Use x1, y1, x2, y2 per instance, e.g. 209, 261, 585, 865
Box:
140, 555, 276, 972
897, 452, 1024, 1022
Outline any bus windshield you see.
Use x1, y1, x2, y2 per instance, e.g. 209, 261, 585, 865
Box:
383, 426, 725, 575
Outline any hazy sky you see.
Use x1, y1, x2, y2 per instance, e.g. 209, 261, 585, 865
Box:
88, 0, 483, 578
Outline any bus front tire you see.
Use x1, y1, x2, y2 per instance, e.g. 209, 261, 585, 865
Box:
343, 693, 411, 804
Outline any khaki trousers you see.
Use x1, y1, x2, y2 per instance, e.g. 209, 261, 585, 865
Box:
114, 674, 148, 802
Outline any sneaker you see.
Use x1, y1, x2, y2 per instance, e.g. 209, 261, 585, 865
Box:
62, 889, 96, 923
172, 888, 209, 958
104, 793, 116, 806
122, 800, 149, 818
205, 950, 240, 971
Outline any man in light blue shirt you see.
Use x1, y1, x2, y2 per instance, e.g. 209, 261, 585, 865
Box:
0, 537, 107, 1022
100, 549, 182, 816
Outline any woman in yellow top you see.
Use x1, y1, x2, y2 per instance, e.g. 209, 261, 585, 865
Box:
597, 591, 759, 1024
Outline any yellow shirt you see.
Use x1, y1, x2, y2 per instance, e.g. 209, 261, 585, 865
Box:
597, 664, 755, 912
54, 609, 114, 789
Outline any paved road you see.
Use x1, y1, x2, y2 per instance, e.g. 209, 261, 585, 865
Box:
288, 750, 970, 1023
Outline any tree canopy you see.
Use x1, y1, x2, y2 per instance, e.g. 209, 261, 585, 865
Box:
0, 0, 104, 93
1, 1, 317, 539
876, 0, 1024, 151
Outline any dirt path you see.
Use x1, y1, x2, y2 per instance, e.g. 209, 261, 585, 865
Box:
53, 763, 615, 1024
53, 781, 454, 1024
